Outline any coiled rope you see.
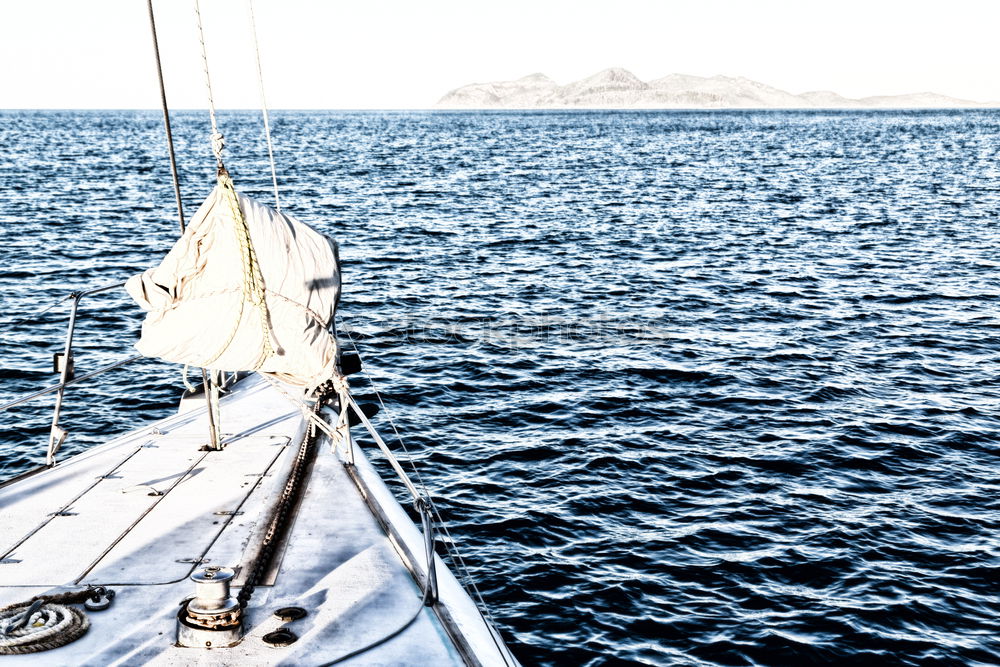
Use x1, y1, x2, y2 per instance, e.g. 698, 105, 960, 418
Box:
0, 589, 103, 655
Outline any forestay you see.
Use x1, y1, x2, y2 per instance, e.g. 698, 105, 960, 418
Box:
126, 180, 341, 389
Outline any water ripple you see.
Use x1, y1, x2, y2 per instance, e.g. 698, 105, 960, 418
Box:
1, 109, 1000, 665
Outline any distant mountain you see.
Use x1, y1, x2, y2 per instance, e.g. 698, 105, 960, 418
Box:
551, 68, 649, 107
437, 69, 995, 109
439, 73, 559, 108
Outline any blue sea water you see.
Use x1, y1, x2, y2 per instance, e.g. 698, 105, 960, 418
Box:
1, 109, 999, 666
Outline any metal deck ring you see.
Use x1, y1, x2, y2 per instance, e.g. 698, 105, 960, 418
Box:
273, 606, 307, 621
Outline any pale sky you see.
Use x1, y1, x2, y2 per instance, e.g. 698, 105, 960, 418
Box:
2, 0, 999, 109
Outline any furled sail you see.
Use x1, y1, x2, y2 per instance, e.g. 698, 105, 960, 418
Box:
126, 177, 340, 389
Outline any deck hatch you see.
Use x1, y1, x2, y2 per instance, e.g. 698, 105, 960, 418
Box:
0, 435, 290, 586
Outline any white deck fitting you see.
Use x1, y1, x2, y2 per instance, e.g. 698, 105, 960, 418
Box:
0, 375, 516, 665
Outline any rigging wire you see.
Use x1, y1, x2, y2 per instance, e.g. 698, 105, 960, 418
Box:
247, 0, 281, 212
337, 316, 512, 661
146, 0, 185, 234
193, 0, 225, 168
257, 373, 512, 666
2, 295, 68, 329
173, 5, 510, 662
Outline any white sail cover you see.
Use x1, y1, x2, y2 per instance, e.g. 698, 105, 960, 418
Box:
126, 186, 340, 389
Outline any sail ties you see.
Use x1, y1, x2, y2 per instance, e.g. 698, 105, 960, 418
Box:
128, 1, 337, 382
192, 0, 274, 367
220, 168, 276, 367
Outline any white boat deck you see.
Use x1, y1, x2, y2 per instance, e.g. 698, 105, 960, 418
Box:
0, 375, 514, 665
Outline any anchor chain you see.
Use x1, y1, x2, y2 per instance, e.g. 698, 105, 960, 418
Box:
236, 387, 329, 608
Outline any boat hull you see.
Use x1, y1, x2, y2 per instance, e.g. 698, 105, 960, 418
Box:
0, 374, 516, 665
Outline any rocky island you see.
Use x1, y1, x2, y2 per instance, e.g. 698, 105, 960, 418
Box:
437, 68, 994, 109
